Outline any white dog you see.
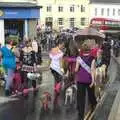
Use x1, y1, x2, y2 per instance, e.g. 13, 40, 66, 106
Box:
27, 73, 40, 80
65, 84, 77, 105
95, 64, 106, 99
95, 64, 106, 84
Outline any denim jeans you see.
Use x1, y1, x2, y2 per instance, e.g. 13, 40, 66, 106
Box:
5, 68, 15, 90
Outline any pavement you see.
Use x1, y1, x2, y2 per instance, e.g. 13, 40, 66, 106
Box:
90, 56, 119, 120
0, 52, 119, 120
111, 56, 120, 120
0, 57, 78, 120
105, 54, 120, 120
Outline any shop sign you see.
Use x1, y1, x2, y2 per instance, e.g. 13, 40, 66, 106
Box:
0, 8, 40, 19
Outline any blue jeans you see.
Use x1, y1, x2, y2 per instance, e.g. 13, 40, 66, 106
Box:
5, 68, 15, 90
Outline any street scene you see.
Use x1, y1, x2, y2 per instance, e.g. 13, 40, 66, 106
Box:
0, 0, 120, 120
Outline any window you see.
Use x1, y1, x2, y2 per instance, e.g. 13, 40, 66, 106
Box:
46, 17, 53, 22
92, 20, 103, 25
58, 18, 64, 25
46, 6, 52, 12
58, 6, 63, 12
107, 8, 110, 16
95, 8, 97, 16
81, 5, 85, 12
70, 18, 75, 28
70, 5, 75, 12
81, 18, 86, 26
101, 8, 104, 16
118, 9, 120, 16
113, 9, 115, 16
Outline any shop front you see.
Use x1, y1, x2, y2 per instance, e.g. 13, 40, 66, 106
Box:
0, 3, 41, 45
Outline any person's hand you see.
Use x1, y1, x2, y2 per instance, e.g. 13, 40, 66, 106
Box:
89, 81, 95, 88
11, 46, 16, 53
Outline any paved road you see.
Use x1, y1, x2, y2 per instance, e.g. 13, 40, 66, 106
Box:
0, 71, 78, 120
1, 53, 116, 120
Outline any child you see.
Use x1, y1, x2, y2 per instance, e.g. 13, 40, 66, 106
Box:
12, 63, 22, 94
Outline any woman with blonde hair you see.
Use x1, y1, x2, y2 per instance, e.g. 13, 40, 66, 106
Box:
75, 42, 97, 120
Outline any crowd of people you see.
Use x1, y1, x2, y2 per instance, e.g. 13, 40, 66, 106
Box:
0, 29, 113, 120
49, 35, 111, 120
0, 38, 42, 96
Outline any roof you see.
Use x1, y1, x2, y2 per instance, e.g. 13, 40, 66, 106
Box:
90, 0, 120, 4
0, 2, 42, 8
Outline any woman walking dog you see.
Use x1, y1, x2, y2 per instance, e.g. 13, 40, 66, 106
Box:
49, 40, 64, 106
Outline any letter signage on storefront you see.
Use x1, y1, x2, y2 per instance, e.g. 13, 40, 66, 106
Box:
0, 8, 40, 19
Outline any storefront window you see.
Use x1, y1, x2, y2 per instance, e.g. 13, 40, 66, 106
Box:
4, 20, 24, 42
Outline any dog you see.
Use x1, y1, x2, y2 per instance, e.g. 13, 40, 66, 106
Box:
95, 64, 106, 100
95, 64, 107, 85
65, 84, 77, 105
27, 73, 40, 80
40, 92, 52, 111
27, 72, 41, 88
0, 80, 5, 87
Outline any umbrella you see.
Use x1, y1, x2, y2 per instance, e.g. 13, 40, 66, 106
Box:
73, 27, 105, 41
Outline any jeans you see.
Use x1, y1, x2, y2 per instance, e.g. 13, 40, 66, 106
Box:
5, 68, 15, 90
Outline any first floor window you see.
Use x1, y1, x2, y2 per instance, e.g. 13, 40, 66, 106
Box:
46, 17, 53, 22
81, 17, 86, 26
58, 18, 64, 25
70, 18, 75, 28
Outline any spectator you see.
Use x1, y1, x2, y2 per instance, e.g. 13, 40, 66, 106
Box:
20, 40, 37, 90
32, 37, 38, 53
101, 41, 111, 68
0, 40, 16, 96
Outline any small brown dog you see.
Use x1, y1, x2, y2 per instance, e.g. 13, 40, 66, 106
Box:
40, 92, 52, 111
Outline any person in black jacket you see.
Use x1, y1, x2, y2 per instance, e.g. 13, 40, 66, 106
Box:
20, 40, 37, 89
